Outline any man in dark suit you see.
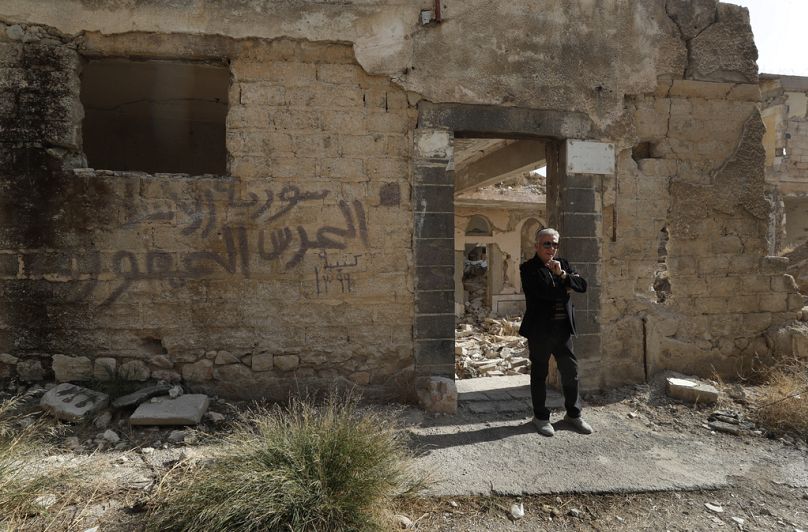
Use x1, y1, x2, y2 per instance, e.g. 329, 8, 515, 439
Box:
519, 228, 592, 437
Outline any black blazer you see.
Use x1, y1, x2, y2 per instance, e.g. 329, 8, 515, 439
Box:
518, 254, 587, 338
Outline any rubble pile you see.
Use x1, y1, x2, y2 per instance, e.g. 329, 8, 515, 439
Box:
463, 260, 489, 323
455, 318, 530, 379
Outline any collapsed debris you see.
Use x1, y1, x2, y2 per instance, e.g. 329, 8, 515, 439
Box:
455, 317, 530, 379
40, 383, 110, 422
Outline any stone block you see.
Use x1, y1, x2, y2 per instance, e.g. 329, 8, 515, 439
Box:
414, 314, 454, 340
252, 353, 274, 372
118, 360, 150, 381
414, 130, 451, 159
771, 274, 799, 293
415, 265, 453, 291
150, 355, 173, 369
182, 360, 213, 382
417, 102, 592, 139
316, 63, 363, 85
415, 290, 454, 314
666, 377, 719, 404
759, 293, 788, 313
214, 351, 240, 365
152, 370, 181, 382
416, 376, 457, 414
561, 213, 600, 238
415, 339, 454, 366
52, 354, 93, 382
414, 238, 454, 267
349, 371, 370, 385
793, 332, 808, 359
414, 165, 453, 189
414, 212, 453, 239
238, 82, 286, 106
688, 3, 758, 83
129, 394, 210, 426
112, 383, 173, 409
274, 354, 300, 371
788, 292, 805, 311
761, 256, 789, 274
40, 383, 110, 422
665, 0, 717, 40
669, 80, 732, 100
93, 357, 117, 381
17, 359, 44, 381
413, 184, 453, 214
0, 353, 18, 365
213, 363, 254, 381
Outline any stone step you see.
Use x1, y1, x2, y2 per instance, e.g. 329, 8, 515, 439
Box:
457, 375, 563, 414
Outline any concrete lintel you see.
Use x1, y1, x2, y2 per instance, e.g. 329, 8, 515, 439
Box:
455, 139, 545, 194
418, 102, 593, 140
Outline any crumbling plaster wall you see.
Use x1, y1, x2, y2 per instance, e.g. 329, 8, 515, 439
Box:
602, 2, 802, 386
0, 0, 797, 395
454, 207, 539, 314
0, 26, 417, 398
761, 77, 808, 251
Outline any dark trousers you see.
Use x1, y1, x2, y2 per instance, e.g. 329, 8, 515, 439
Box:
527, 326, 582, 420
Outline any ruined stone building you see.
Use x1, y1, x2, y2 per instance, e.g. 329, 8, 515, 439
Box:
762, 75, 808, 253
0, 0, 801, 407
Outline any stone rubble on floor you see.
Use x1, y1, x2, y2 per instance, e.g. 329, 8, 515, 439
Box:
40, 383, 110, 422
666, 377, 719, 404
129, 394, 210, 426
455, 317, 529, 379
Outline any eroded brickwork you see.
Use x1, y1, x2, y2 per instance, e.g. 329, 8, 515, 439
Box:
0, 1, 802, 400
0, 26, 418, 399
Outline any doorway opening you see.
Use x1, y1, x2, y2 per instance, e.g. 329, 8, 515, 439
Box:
452, 137, 551, 379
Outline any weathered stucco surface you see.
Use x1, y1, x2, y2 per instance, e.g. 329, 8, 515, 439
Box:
0, 0, 799, 397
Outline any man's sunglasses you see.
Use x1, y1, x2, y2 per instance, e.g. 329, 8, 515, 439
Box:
541, 242, 560, 249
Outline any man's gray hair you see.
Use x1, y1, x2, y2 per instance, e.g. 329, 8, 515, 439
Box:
536, 227, 560, 242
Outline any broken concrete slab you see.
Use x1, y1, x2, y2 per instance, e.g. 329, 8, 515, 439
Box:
129, 394, 210, 426
40, 383, 110, 422
666, 377, 719, 404
112, 383, 174, 409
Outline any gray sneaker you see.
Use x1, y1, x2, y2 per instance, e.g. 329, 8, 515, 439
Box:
564, 415, 593, 434
532, 417, 555, 437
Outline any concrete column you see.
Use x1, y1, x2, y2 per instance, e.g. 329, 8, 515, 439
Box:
412, 129, 455, 379
557, 140, 608, 389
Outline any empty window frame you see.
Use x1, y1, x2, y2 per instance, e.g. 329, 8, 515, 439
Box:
80, 58, 229, 175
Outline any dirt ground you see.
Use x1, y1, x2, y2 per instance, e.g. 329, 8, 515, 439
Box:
1, 377, 807, 531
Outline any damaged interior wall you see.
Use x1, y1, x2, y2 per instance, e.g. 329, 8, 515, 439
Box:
761, 75, 808, 253
606, 2, 802, 387
0, 0, 801, 398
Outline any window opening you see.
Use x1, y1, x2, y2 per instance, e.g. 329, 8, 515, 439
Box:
81, 58, 229, 175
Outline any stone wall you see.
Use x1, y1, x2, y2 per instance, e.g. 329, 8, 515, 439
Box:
761, 75, 808, 250
0, 0, 800, 399
0, 25, 417, 399
598, 2, 802, 387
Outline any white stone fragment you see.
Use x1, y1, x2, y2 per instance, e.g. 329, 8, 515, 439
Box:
666, 377, 719, 404
416, 377, 457, 414
510, 502, 525, 519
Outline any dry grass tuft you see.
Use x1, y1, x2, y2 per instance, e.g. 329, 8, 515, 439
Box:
146, 392, 423, 532
0, 395, 66, 524
0, 394, 120, 530
754, 357, 808, 441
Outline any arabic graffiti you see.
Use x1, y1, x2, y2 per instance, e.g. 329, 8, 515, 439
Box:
313, 251, 362, 296
77, 183, 371, 306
